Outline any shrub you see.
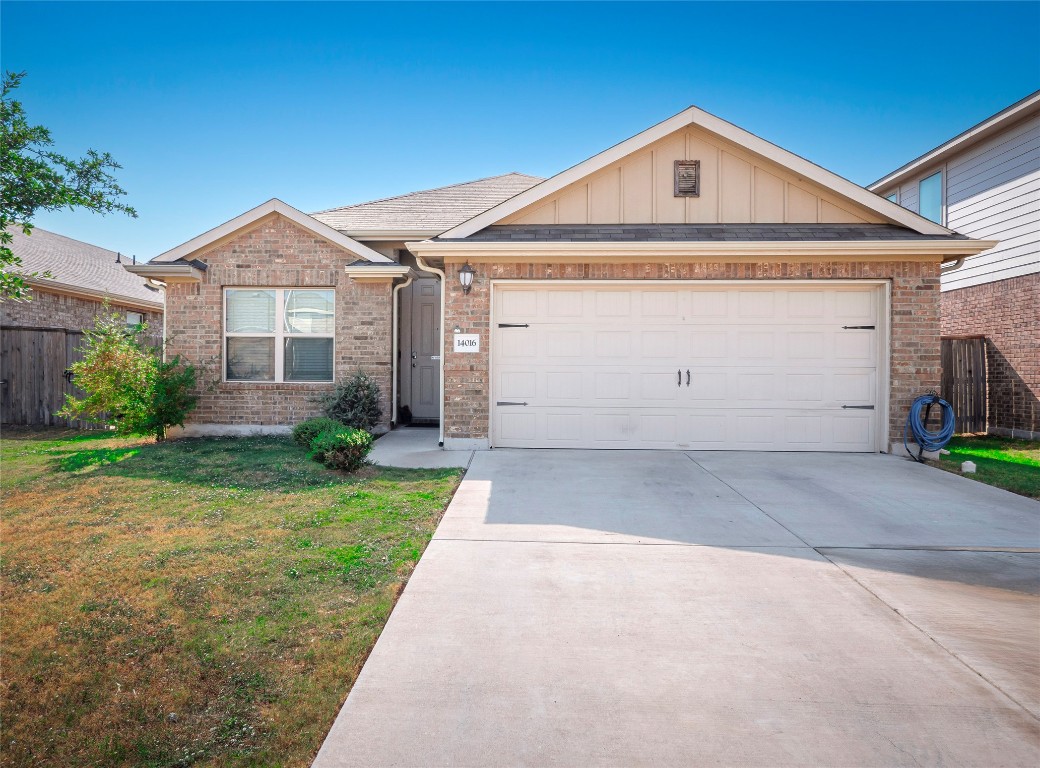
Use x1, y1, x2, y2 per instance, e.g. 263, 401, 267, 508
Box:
310, 427, 373, 472
57, 310, 198, 441
291, 417, 343, 447
318, 370, 382, 431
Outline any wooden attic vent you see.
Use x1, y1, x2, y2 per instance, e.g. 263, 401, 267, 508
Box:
673, 160, 701, 197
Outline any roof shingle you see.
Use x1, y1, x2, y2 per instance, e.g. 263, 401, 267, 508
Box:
310, 173, 543, 232
7, 227, 162, 306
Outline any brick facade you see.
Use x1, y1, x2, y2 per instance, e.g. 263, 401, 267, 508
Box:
164, 215, 393, 432
442, 259, 942, 450
941, 272, 1039, 438
0, 286, 162, 332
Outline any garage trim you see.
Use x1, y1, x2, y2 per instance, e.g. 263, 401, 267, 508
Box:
488, 279, 892, 452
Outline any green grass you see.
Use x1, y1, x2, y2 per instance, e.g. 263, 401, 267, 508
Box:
930, 435, 1040, 499
0, 429, 462, 767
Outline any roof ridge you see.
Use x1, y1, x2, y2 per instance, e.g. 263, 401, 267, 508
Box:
310, 172, 543, 215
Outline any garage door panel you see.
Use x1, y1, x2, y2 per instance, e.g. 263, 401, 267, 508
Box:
492, 284, 881, 451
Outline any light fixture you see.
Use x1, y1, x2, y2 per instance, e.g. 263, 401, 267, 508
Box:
459, 263, 475, 295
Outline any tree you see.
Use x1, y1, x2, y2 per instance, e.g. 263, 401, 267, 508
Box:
1, 71, 136, 300
58, 311, 199, 441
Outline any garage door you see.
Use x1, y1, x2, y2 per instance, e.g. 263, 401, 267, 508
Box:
491, 283, 882, 451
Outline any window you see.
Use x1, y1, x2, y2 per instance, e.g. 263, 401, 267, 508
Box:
919, 171, 942, 224
126, 311, 144, 327
886, 192, 898, 203
224, 288, 334, 382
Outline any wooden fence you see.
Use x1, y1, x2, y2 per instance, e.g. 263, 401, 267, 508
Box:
941, 335, 987, 434
1, 326, 96, 428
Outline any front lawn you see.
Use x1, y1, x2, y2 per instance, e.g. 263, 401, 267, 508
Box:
930, 435, 1040, 499
0, 430, 461, 767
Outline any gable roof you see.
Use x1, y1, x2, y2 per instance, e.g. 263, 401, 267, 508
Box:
151, 199, 393, 264
868, 90, 1040, 191
7, 226, 163, 309
310, 173, 543, 234
439, 106, 954, 239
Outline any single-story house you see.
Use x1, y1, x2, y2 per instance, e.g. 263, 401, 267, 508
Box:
1, 227, 164, 426
128, 106, 996, 453
869, 91, 1039, 440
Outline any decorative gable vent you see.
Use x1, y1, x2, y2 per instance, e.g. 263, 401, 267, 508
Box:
673, 160, 701, 197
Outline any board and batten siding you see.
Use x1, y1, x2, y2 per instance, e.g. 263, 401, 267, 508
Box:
500, 126, 886, 227
886, 113, 1040, 292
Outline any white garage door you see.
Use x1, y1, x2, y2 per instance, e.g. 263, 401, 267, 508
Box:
491, 283, 883, 451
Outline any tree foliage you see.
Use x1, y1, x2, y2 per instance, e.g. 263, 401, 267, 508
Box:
59, 311, 199, 441
1, 71, 136, 300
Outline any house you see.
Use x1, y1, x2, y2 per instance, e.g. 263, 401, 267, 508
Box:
869, 92, 1039, 440
1, 227, 164, 426
128, 106, 995, 453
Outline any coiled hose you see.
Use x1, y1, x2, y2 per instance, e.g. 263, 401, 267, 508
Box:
903, 392, 956, 462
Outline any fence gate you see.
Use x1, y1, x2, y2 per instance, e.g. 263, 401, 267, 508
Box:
941, 335, 987, 434
1, 326, 94, 428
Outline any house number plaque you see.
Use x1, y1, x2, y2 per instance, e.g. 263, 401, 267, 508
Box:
453, 333, 480, 353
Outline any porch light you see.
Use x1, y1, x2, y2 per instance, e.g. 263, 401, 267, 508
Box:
459, 263, 475, 295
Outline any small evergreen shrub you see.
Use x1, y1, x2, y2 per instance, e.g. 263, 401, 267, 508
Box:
318, 370, 382, 431
292, 417, 343, 448
310, 427, 374, 472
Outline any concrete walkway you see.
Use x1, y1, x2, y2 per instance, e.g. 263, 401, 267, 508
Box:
369, 426, 472, 469
314, 450, 1040, 767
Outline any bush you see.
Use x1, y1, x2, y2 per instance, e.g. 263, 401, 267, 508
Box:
318, 370, 382, 431
292, 417, 343, 447
57, 310, 198, 441
310, 427, 373, 472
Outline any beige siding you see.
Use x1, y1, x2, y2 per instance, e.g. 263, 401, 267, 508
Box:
503, 126, 884, 226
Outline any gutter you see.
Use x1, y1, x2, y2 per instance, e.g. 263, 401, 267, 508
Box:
941, 257, 967, 274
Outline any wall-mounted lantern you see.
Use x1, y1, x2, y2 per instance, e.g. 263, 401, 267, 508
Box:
459, 263, 475, 295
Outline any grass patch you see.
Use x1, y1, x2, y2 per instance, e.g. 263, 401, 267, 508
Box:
930, 435, 1040, 498
1, 429, 461, 766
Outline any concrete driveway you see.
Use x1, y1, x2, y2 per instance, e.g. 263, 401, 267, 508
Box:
314, 451, 1040, 767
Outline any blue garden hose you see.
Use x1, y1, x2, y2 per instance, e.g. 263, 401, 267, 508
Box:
903, 392, 956, 462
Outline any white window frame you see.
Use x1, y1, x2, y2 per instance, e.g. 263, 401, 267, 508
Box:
126, 311, 144, 327
223, 287, 336, 383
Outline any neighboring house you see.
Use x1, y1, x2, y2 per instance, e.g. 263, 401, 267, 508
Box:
1, 227, 164, 426
129, 106, 993, 453
870, 92, 1039, 439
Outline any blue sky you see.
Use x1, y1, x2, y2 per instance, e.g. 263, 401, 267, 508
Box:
3, 1, 1038, 260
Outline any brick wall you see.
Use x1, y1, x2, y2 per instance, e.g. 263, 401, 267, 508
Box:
164, 215, 393, 431
941, 272, 1039, 438
0, 286, 162, 333
443, 259, 942, 449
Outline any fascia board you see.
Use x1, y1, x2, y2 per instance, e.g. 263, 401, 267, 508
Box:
151, 199, 394, 264
440, 106, 954, 239
409, 239, 999, 260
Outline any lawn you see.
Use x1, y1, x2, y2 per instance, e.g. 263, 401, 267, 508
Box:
930, 435, 1040, 499
0, 430, 462, 767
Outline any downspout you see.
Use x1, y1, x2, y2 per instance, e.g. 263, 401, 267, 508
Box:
412, 254, 447, 447
941, 257, 966, 273
390, 273, 414, 429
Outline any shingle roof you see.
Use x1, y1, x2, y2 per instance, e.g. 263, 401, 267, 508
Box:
7, 227, 163, 306
441, 224, 971, 242
311, 173, 544, 232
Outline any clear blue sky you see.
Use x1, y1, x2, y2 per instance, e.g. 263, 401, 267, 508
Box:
3, 1, 1038, 260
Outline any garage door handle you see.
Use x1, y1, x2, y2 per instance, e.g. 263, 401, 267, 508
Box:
686, 369, 691, 387
496, 401, 528, 406
498, 323, 529, 328
842, 325, 876, 330
677, 369, 682, 386
841, 404, 875, 410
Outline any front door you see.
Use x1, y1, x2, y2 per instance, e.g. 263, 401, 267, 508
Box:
407, 278, 441, 422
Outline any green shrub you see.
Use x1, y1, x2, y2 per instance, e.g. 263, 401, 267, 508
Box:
57, 310, 198, 441
317, 370, 382, 431
291, 417, 343, 448
310, 427, 374, 472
